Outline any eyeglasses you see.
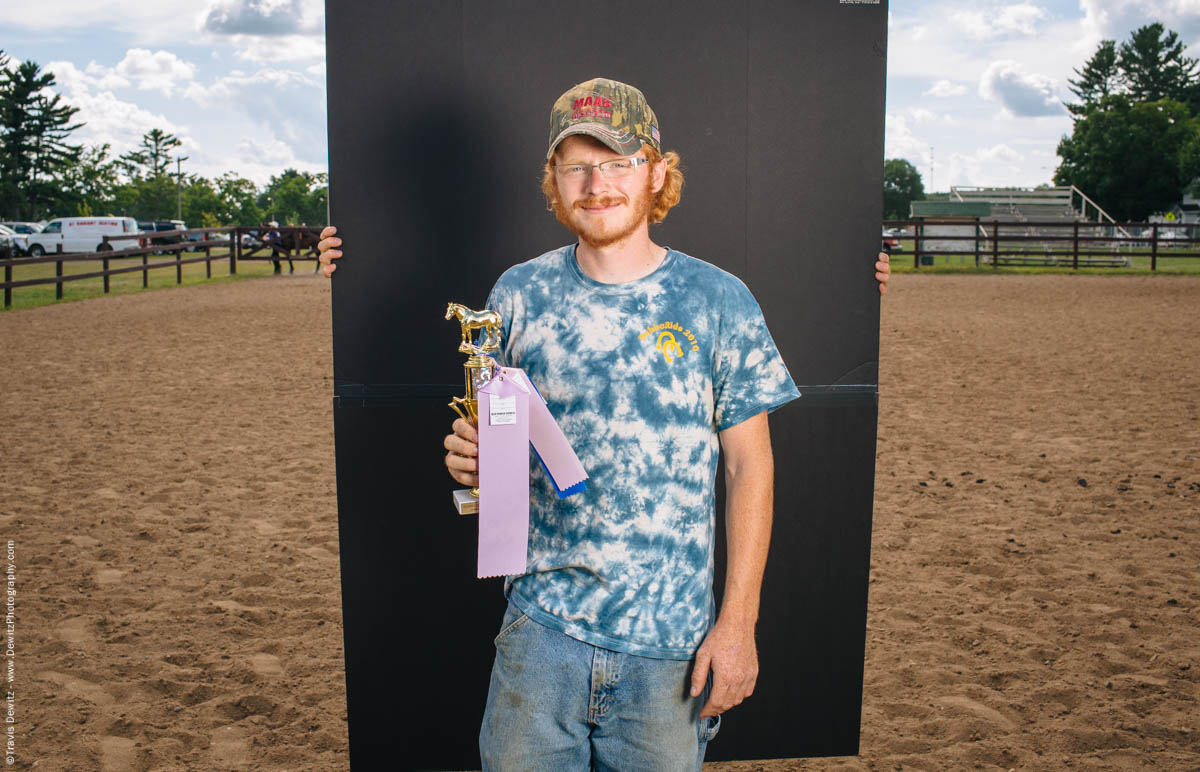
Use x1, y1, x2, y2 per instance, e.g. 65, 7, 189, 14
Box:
554, 156, 650, 180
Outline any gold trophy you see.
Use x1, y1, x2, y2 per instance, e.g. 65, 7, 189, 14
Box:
445, 302, 503, 515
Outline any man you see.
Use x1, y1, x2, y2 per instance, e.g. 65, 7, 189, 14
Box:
318, 78, 890, 770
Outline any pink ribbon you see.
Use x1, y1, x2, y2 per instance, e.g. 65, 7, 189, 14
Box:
476, 367, 587, 578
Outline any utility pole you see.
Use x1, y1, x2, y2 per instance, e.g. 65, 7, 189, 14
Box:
926, 145, 936, 196
175, 155, 189, 221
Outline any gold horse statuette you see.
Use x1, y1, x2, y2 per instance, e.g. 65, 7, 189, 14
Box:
445, 302, 502, 355
445, 302, 504, 511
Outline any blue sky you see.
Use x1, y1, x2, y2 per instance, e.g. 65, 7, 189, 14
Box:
7, 1, 1200, 191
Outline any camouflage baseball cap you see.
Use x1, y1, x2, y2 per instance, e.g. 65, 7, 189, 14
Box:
547, 78, 661, 160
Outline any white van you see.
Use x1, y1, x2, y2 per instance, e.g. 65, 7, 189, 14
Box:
24, 217, 142, 256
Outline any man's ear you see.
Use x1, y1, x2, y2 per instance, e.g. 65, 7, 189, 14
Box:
650, 157, 668, 194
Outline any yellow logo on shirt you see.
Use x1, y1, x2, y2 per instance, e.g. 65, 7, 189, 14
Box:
639, 321, 699, 364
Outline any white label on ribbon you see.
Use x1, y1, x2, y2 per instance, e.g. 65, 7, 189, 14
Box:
489, 394, 517, 425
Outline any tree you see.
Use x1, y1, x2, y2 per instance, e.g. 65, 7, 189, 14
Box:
118, 127, 182, 180
117, 128, 184, 221
54, 143, 121, 216
1054, 96, 1199, 220
180, 176, 223, 228
215, 173, 264, 226
1067, 40, 1121, 116
259, 168, 328, 225
0, 58, 83, 220
882, 158, 924, 219
1118, 23, 1199, 104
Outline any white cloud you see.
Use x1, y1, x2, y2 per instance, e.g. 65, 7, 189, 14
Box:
910, 108, 938, 123
180, 66, 327, 181
202, 0, 316, 36
979, 59, 1064, 116
9, 0, 199, 44
232, 137, 325, 187
945, 143, 1030, 187
197, 0, 325, 63
51, 50, 197, 98
47, 60, 127, 94
55, 87, 190, 158
183, 67, 316, 105
924, 79, 969, 97
886, 13, 991, 78
237, 136, 300, 167
113, 49, 197, 96
1080, 0, 1200, 48
227, 35, 326, 63
951, 2, 1047, 40
83, 62, 132, 90
885, 112, 931, 170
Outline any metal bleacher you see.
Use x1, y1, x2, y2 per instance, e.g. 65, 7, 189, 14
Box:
950, 185, 1131, 266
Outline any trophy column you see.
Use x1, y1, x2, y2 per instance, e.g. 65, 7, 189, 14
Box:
444, 302, 502, 514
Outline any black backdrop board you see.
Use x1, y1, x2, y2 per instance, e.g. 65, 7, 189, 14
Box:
326, 1, 887, 767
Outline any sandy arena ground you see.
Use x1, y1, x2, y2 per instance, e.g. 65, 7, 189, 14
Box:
1, 272, 1197, 770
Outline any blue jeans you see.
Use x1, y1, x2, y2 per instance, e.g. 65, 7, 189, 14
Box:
479, 602, 720, 771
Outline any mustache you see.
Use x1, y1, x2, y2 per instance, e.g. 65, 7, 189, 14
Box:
574, 195, 627, 210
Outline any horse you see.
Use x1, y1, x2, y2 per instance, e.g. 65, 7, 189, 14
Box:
445, 302, 502, 353
261, 223, 321, 274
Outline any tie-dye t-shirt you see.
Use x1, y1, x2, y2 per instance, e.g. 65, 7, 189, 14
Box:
486, 244, 799, 660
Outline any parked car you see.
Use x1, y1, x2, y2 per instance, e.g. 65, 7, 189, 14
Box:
136, 220, 187, 246
0, 221, 43, 234
0, 221, 42, 255
240, 228, 268, 249
881, 229, 903, 253
23, 217, 142, 256
0, 224, 16, 253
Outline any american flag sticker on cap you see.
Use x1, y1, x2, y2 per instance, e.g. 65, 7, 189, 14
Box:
651, 125, 660, 143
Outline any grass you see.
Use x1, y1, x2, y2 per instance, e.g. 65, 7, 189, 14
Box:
1, 249, 319, 311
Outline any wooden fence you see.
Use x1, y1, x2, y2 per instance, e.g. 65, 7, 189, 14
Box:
1, 226, 322, 308
885, 219, 1200, 270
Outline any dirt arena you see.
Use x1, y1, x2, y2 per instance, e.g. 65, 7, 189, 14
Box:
1, 272, 1197, 770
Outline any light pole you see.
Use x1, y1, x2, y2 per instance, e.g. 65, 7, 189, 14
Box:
175, 155, 189, 221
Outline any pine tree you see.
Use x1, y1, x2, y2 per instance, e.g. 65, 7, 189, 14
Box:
1066, 40, 1120, 116
118, 128, 183, 180
1118, 23, 1198, 103
118, 128, 183, 220
0, 57, 83, 220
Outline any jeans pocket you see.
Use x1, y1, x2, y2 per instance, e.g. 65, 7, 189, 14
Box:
493, 606, 531, 646
699, 714, 721, 743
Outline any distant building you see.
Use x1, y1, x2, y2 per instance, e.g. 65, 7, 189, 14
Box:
909, 201, 990, 255
1152, 178, 1200, 231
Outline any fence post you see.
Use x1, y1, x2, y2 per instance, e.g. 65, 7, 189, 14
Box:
992, 222, 999, 269
974, 216, 980, 268
1151, 224, 1158, 271
204, 239, 212, 279
1072, 221, 1079, 271
142, 253, 149, 288
176, 245, 183, 285
56, 243, 64, 300
2, 244, 11, 308
913, 220, 922, 269
231, 227, 239, 275
103, 256, 110, 294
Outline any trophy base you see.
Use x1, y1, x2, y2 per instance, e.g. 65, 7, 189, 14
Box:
452, 488, 479, 515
